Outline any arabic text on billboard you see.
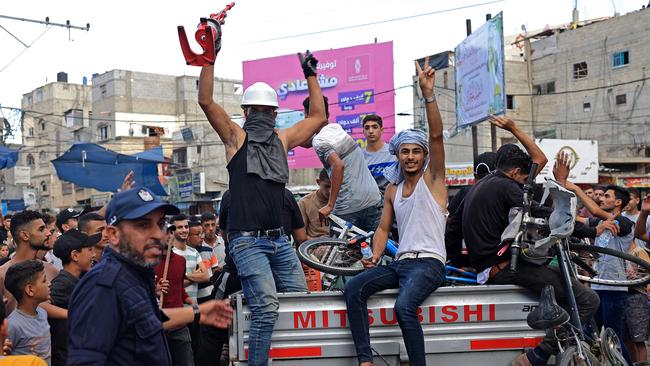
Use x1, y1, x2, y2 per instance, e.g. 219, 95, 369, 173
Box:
535, 139, 599, 184
455, 12, 505, 128
243, 42, 395, 169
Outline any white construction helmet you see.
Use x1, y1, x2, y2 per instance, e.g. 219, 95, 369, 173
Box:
241, 82, 279, 108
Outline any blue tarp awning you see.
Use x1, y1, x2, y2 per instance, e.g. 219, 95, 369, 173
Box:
51, 143, 168, 196
0, 146, 19, 170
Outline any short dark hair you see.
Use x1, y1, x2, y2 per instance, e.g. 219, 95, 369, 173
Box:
495, 144, 533, 175
188, 220, 202, 228
362, 114, 383, 128
474, 152, 497, 180
318, 168, 330, 181
200, 212, 216, 223
605, 185, 631, 210
78, 212, 105, 234
302, 96, 329, 118
628, 187, 640, 199
4, 214, 12, 220
170, 214, 188, 225
41, 213, 56, 226
5, 260, 44, 303
10, 211, 43, 243
593, 185, 606, 193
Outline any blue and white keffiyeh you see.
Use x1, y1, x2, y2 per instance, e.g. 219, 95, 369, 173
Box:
383, 129, 429, 185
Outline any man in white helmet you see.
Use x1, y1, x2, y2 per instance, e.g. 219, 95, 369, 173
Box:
198, 29, 327, 365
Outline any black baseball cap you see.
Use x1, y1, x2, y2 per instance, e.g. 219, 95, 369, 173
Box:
105, 186, 179, 226
53, 229, 102, 261
56, 208, 81, 230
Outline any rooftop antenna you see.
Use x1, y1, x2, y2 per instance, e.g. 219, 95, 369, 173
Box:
572, 0, 579, 28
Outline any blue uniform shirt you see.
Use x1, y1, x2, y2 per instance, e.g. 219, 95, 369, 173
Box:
67, 247, 172, 366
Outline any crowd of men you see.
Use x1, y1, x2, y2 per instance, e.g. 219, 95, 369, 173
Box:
0, 29, 649, 366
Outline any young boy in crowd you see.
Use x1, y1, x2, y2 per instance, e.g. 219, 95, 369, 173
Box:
4, 260, 51, 364
0, 296, 47, 365
49, 230, 98, 366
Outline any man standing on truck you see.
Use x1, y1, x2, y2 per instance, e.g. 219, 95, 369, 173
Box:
343, 57, 447, 366
198, 23, 327, 364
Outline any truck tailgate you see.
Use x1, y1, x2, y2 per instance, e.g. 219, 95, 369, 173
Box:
230, 284, 544, 365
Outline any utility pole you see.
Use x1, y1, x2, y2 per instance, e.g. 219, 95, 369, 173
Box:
486, 13, 497, 152
466, 19, 479, 162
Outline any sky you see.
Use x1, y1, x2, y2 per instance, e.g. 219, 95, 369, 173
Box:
0, 0, 645, 142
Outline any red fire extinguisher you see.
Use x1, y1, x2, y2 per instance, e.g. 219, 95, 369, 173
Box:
177, 2, 235, 66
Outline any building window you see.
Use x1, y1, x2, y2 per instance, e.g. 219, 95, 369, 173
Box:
62, 182, 73, 196
26, 154, 35, 167
40, 181, 48, 193
35, 90, 43, 102
98, 125, 109, 141
532, 81, 555, 95
612, 51, 630, 68
27, 95, 33, 106
573, 62, 588, 79
546, 81, 555, 94
65, 109, 84, 128
616, 94, 627, 105
39, 119, 46, 131
173, 148, 187, 167
535, 128, 557, 139
39, 151, 48, 166
28, 127, 34, 137
506, 95, 515, 110
100, 84, 107, 97
583, 102, 591, 112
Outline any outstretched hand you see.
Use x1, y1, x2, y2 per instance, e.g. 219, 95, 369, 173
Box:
120, 171, 135, 191
553, 152, 571, 185
415, 56, 435, 98
199, 299, 233, 329
488, 115, 516, 132
298, 50, 318, 79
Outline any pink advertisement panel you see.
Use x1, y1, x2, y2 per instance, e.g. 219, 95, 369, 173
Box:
243, 41, 395, 169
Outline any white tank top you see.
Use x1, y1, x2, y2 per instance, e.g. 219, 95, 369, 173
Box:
394, 176, 447, 263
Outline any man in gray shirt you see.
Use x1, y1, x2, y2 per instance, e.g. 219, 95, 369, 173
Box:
312, 122, 381, 233
361, 114, 397, 197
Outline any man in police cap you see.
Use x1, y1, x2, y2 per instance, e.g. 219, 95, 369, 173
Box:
198, 25, 327, 365
67, 187, 232, 366
56, 208, 81, 234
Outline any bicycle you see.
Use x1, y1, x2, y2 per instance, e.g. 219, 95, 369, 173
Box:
296, 214, 477, 291
505, 165, 650, 366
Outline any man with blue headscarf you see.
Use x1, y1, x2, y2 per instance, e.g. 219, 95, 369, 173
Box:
344, 57, 448, 366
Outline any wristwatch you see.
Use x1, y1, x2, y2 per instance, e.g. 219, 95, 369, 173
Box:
192, 303, 200, 324
424, 94, 436, 103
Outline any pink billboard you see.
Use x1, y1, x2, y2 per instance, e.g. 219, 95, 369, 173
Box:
243, 41, 395, 169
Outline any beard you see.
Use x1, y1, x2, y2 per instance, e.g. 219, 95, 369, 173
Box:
30, 241, 51, 251
119, 237, 161, 269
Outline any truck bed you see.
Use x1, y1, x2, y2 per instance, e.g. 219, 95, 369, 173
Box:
229, 284, 545, 365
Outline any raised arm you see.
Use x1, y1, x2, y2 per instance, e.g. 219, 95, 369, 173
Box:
364, 185, 396, 268
636, 194, 650, 242
489, 116, 547, 175
416, 57, 446, 208
553, 152, 613, 220
279, 51, 327, 150
199, 65, 245, 161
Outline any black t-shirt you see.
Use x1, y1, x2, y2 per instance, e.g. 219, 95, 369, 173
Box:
226, 139, 285, 232
219, 189, 305, 273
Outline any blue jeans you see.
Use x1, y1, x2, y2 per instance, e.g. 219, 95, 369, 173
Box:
344, 258, 445, 366
229, 235, 307, 366
594, 290, 632, 365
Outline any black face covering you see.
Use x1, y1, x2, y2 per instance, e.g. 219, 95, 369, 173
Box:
242, 110, 289, 183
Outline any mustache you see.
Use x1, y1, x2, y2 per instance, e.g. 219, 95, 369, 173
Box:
144, 241, 163, 250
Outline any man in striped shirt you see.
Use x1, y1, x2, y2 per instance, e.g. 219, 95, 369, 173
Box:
171, 214, 209, 363
188, 220, 214, 304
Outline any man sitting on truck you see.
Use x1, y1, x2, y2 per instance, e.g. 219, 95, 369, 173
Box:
460, 116, 602, 366
344, 58, 447, 366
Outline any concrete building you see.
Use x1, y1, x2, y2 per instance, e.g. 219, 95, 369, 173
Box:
21, 72, 95, 211
416, 8, 650, 190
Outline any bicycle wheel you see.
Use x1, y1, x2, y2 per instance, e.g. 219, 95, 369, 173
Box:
558, 344, 599, 366
297, 238, 365, 276
569, 243, 650, 287
600, 327, 626, 366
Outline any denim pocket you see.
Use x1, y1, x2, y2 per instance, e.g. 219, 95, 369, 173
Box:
229, 236, 255, 254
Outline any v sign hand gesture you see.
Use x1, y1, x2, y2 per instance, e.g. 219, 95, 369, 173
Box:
416, 56, 436, 99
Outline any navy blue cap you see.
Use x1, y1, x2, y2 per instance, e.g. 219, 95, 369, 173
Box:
105, 186, 179, 226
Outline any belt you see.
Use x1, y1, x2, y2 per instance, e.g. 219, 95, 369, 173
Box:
488, 261, 511, 279
396, 252, 442, 261
227, 227, 285, 242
